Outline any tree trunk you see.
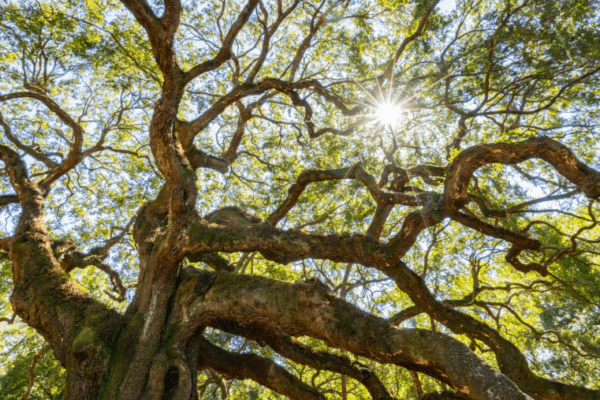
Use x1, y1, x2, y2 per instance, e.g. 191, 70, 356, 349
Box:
3, 1, 600, 399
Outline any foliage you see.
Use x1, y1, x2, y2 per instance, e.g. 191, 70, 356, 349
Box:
1, 0, 599, 398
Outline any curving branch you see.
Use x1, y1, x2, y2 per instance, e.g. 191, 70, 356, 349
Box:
379, 164, 446, 190
451, 211, 541, 251
187, 215, 390, 266
0, 143, 43, 214
267, 165, 441, 227
387, 279, 557, 326
0, 312, 16, 325
172, 272, 531, 400
245, 0, 302, 83
197, 337, 327, 400
468, 190, 579, 218
366, 204, 394, 240
207, 321, 396, 400
0, 91, 85, 191
187, 252, 236, 273
259, 137, 600, 276
118, 0, 183, 79
444, 138, 600, 213
183, 0, 259, 85
443, 137, 600, 275
379, 260, 600, 400
1, 143, 122, 389
61, 253, 128, 302
4, 2, 600, 399
176, 78, 362, 151
0, 110, 59, 169
181, 188, 600, 400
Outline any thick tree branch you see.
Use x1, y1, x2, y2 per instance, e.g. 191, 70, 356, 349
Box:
444, 137, 600, 213
207, 322, 396, 400
187, 252, 235, 273
173, 272, 531, 400
197, 337, 327, 400
185, 146, 229, 173
451, 211, 541, 251
380, 260, 600, 400
366, 204, 394, 240
1, 143, 122, 394
379, 164, 446, 190
186, 215, 391, 266
118, 0, 183, 79
0, 194, 19, 208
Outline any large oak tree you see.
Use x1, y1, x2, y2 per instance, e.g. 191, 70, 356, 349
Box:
1, 0, 599, 399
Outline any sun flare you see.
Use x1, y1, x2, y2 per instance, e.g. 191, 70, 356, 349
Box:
374, 102, 402, 127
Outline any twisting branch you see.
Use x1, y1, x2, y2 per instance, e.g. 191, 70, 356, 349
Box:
0, 91, 85, 191
0, 312, 16, 325
468, 190, 579, 218
179, 160, 600, 400
379, 164, 446, 190
173, 272, 531, 400
387, 279, 556, 326
187, 252, 236, 273
444, 137, 600, 213
0, 110, 59, 169
410, 370, 424, 398
176, 78, 363, 151
444, 136, 600, 275
1, 142, 121, 377
197, 337, 327, 400
4, 1, 600, 399
89, 202, 148, 258
64, 255, 128, 302
206, 321, 396, 400
366, 204, 394, 240
183, 0, 259, 85
267, 165, 441, 227
46, 207, 145, 302
379, 260, 600, 400
118, 0, 183, 78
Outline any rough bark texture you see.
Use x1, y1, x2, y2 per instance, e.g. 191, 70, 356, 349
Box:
2, 0, 600, 399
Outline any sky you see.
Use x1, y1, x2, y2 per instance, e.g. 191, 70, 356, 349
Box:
438, 0, 456, 14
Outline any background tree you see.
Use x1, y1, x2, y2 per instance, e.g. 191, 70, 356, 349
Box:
1, 0, 599, 399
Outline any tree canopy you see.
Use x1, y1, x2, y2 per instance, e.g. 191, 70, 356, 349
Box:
1, 0, 599, 399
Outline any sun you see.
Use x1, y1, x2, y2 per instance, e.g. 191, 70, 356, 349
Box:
374, 102, 402, 127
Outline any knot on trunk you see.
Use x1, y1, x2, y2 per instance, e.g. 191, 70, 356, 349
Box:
195, 270, 217, 296
205, 206, 261, 226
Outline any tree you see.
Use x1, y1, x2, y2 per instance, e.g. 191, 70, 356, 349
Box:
0, 0, 599, 398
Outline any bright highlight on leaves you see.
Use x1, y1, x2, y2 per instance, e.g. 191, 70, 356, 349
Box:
374, 102, 402, 127
1, 0, 600, 398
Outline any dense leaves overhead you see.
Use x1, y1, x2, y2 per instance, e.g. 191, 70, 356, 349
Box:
1, 0, 599, 399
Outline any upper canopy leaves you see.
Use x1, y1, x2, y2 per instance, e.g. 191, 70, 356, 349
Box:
1, 0, 599, 399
